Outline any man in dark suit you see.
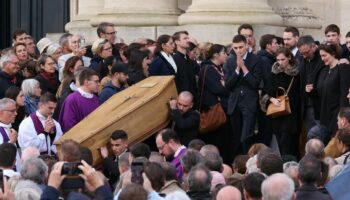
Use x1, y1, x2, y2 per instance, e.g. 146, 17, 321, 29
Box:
225, 34, 263, 156
296, 154, 331, 200
169, 91, 199, 146
100, 130, 128, 188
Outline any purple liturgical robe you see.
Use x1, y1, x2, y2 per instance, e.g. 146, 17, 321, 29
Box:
59, 91, 100, 132
171, 147, 187, 181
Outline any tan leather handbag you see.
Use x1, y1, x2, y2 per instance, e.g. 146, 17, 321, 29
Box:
266, 77, 294, 118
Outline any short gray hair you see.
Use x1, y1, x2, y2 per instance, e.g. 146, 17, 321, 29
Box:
261, 173, 295, 200
305, 139, 325, 159
0, 52, 13, 69
20, 157, 48, 184
21, 79, 40, 97
0, 98, 16, 111
187, 164, 212, 193
14, 180, 42, 200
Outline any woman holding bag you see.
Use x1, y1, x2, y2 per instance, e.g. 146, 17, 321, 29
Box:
266, 47, 301, 157
198, 44, 231, 163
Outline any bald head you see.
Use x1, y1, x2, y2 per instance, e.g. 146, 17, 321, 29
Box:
305, 139, 325, 159
216, 186, 242, 200
177, 91, 193, 114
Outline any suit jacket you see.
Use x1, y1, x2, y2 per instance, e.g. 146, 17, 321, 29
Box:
296, 184, 331, 200
224, 52, 263, 115
149, 53, 176, 76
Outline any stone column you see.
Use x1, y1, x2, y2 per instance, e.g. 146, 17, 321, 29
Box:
65, 0, 104, 43
268, 0, 321, 29
178, 0, 282, 25
65, 0, 103, 30
90, 0, 182, 26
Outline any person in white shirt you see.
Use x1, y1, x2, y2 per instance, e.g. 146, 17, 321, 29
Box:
18, 93, 63, 155
0, 143, 19, 178
57, 34, 91, 81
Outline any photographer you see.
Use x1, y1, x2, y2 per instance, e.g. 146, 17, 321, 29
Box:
40, 160, 113, 200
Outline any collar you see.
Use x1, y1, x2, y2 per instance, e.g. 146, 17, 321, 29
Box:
292, 47, 298, 56
70, 82, 78, 91
36, 111, 48, 120
77, 88, 94, 99
243, 52, 248, 60
3, 169, 19, 177
0, 122, 11, 129
160, 51, 177, 73
118, 149, 128, 159
174, 145, 186, 157
176, 50, 187, 60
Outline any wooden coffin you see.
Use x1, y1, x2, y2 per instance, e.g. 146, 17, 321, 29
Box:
55, 76, 177, 165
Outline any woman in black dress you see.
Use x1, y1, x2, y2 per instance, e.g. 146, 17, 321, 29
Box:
267, 47, 301, 156
310, 43, 350, 143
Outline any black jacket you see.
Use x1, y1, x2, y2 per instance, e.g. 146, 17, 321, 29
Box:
257, 49, 276, 95
198, 60, 229, 111
299, 50, 324, 120
173, 51, 198, 98
171, 108, 200, 146
149, 53, 176, 76
0, 71, 22, 98
296, 184, 331, 200
224, 52, 263, 115
35, 73, 60, 95
128, 67, 147, 86
102, 156, 120, 187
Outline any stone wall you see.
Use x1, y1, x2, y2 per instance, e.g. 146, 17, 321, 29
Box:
62, 0, 349, 45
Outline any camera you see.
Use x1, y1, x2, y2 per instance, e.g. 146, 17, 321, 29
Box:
131, 162, 144, 185
60, 162, 84, 190
61, 162, 82, 176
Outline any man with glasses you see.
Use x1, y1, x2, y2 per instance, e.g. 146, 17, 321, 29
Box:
168, 91, 199, 146
59, 69, 100, 132
297, 35, 324, 133
155, 129, 186, 181
97, 22, 123, 61
0, 98, 18, 144
0, 52, 22, 98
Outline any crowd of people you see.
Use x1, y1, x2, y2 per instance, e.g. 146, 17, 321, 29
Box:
0, 21, 350, 199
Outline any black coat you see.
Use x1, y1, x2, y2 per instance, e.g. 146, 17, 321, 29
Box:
198, 60, 229, 110
102, 156, 120, 187
296, 184, 331, 200
300, 50, 324, 120
35, 73, 60, 95
316, 64, 350, 134
0, 71, 22, 98
173, 51, 198, 98
224, 52, 263, 115
269, 62, 301, 135
128, 68, 147, 86
171, 109, 199, 146
257, 49, 276, 94
149, 53, 176, 76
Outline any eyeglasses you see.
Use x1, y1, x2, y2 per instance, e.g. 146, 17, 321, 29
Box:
3, 109, 17, 113
157, 143, 167, 151
103, 46, 113, 51
104, 31, 116, 35
7, 61, 19, 66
